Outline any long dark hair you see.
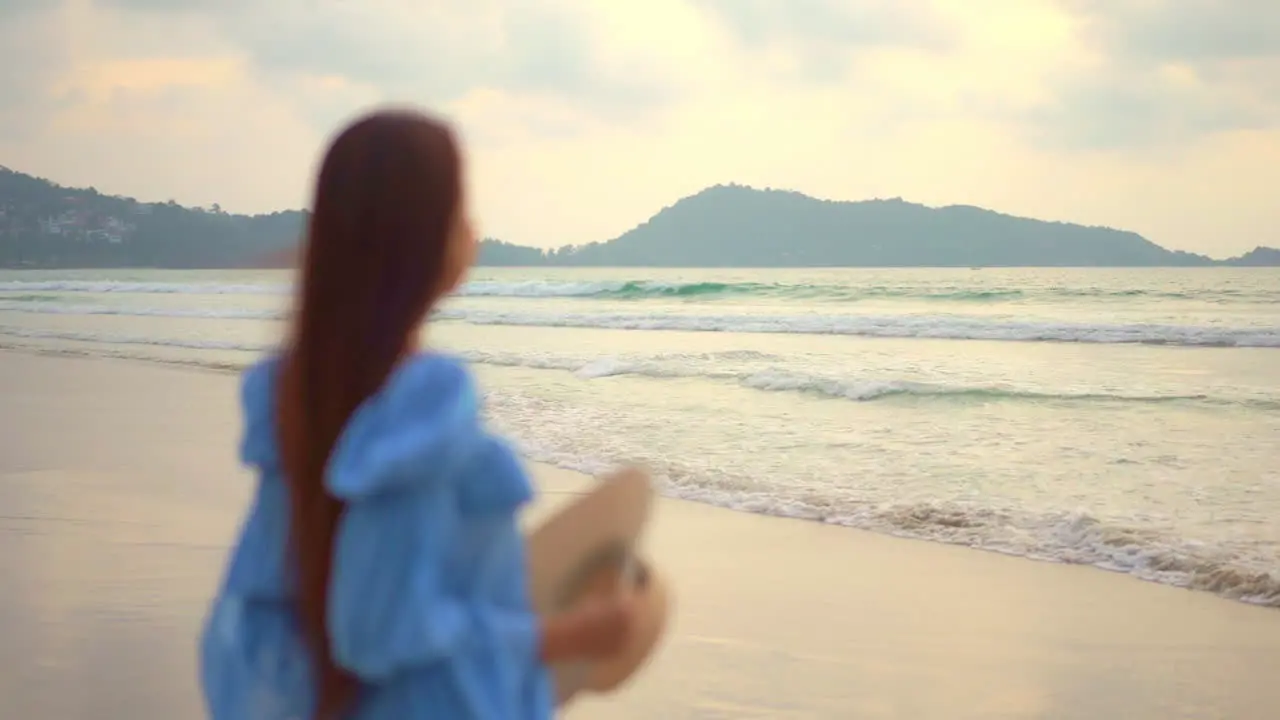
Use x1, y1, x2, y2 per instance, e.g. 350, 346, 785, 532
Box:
276, 109, 463, 720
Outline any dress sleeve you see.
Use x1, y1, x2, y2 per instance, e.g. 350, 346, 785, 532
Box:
326, 482, 542, 681
322, 354, 542, 682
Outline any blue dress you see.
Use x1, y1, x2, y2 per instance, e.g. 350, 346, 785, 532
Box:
199, 353, 554, 719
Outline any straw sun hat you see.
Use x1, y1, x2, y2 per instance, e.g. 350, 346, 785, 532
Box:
524, 466, 672, 706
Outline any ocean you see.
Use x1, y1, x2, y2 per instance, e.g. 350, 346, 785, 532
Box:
1, 267, 1278, 607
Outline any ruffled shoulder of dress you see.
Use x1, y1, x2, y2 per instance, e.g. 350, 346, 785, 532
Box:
326, 353, 492, 501
239, 355, 282, 472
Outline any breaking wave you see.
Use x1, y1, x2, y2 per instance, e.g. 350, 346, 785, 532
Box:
1, 338, 1275, 608
2, 299, 1278, 347
2, 326, 1275, 410
2, 278, 1274, 304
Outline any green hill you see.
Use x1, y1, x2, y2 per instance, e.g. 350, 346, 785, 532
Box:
546, 184, 1218, 267
1222, 246, 1280, 267
0, 166, 302, 268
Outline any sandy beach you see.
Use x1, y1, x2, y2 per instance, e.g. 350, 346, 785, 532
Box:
2, 349, 1278, 720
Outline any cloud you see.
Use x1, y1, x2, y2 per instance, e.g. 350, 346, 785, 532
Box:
0, 11, 60, 141
1068, 0, 1280, 62
0, 0, 48, 15
94, 0, 681, 128
692, 0, 954, 83
0, 1, 322, 211
0, 0, 1277, 256
696, 0, 952, 52
1028, 0, 1280, 149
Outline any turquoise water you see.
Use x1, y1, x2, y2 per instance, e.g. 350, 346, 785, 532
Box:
2, 267, 1278, 606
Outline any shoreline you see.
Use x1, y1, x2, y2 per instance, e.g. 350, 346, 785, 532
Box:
2, 343, 1277, 611
3, 349, 1280, 718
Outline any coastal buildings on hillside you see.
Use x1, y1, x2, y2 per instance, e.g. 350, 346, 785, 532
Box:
1, 195, 148, 246
36, 208, 136, 244
1, 167, 307, 268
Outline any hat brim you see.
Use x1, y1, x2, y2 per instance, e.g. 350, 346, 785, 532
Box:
524, 466, 669, 705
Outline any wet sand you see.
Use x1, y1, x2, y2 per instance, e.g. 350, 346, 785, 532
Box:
2, 350, 1278, 719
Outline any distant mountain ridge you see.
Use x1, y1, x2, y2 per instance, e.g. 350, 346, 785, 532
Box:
1, 167, 1275, 268
500, 184, 1216, 267
1222, 246, 1280, 267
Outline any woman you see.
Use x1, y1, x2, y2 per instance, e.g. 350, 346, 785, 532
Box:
199, 108, 637, 720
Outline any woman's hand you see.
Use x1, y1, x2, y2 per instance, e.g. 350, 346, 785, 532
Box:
539, 591, 640, 663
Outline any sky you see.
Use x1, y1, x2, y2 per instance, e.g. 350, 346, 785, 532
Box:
0, 0, 1277, 257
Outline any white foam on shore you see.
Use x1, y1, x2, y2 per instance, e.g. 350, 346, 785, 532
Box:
3, 277, 1276, 304
501, 424, 1280, 609
0, 280, 292, 295
434, 308, 1280, 348
2, 342, 1275, 609
3, 327, 1273, 409
0, 299, 280, 319
3, 299, 1278, 347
